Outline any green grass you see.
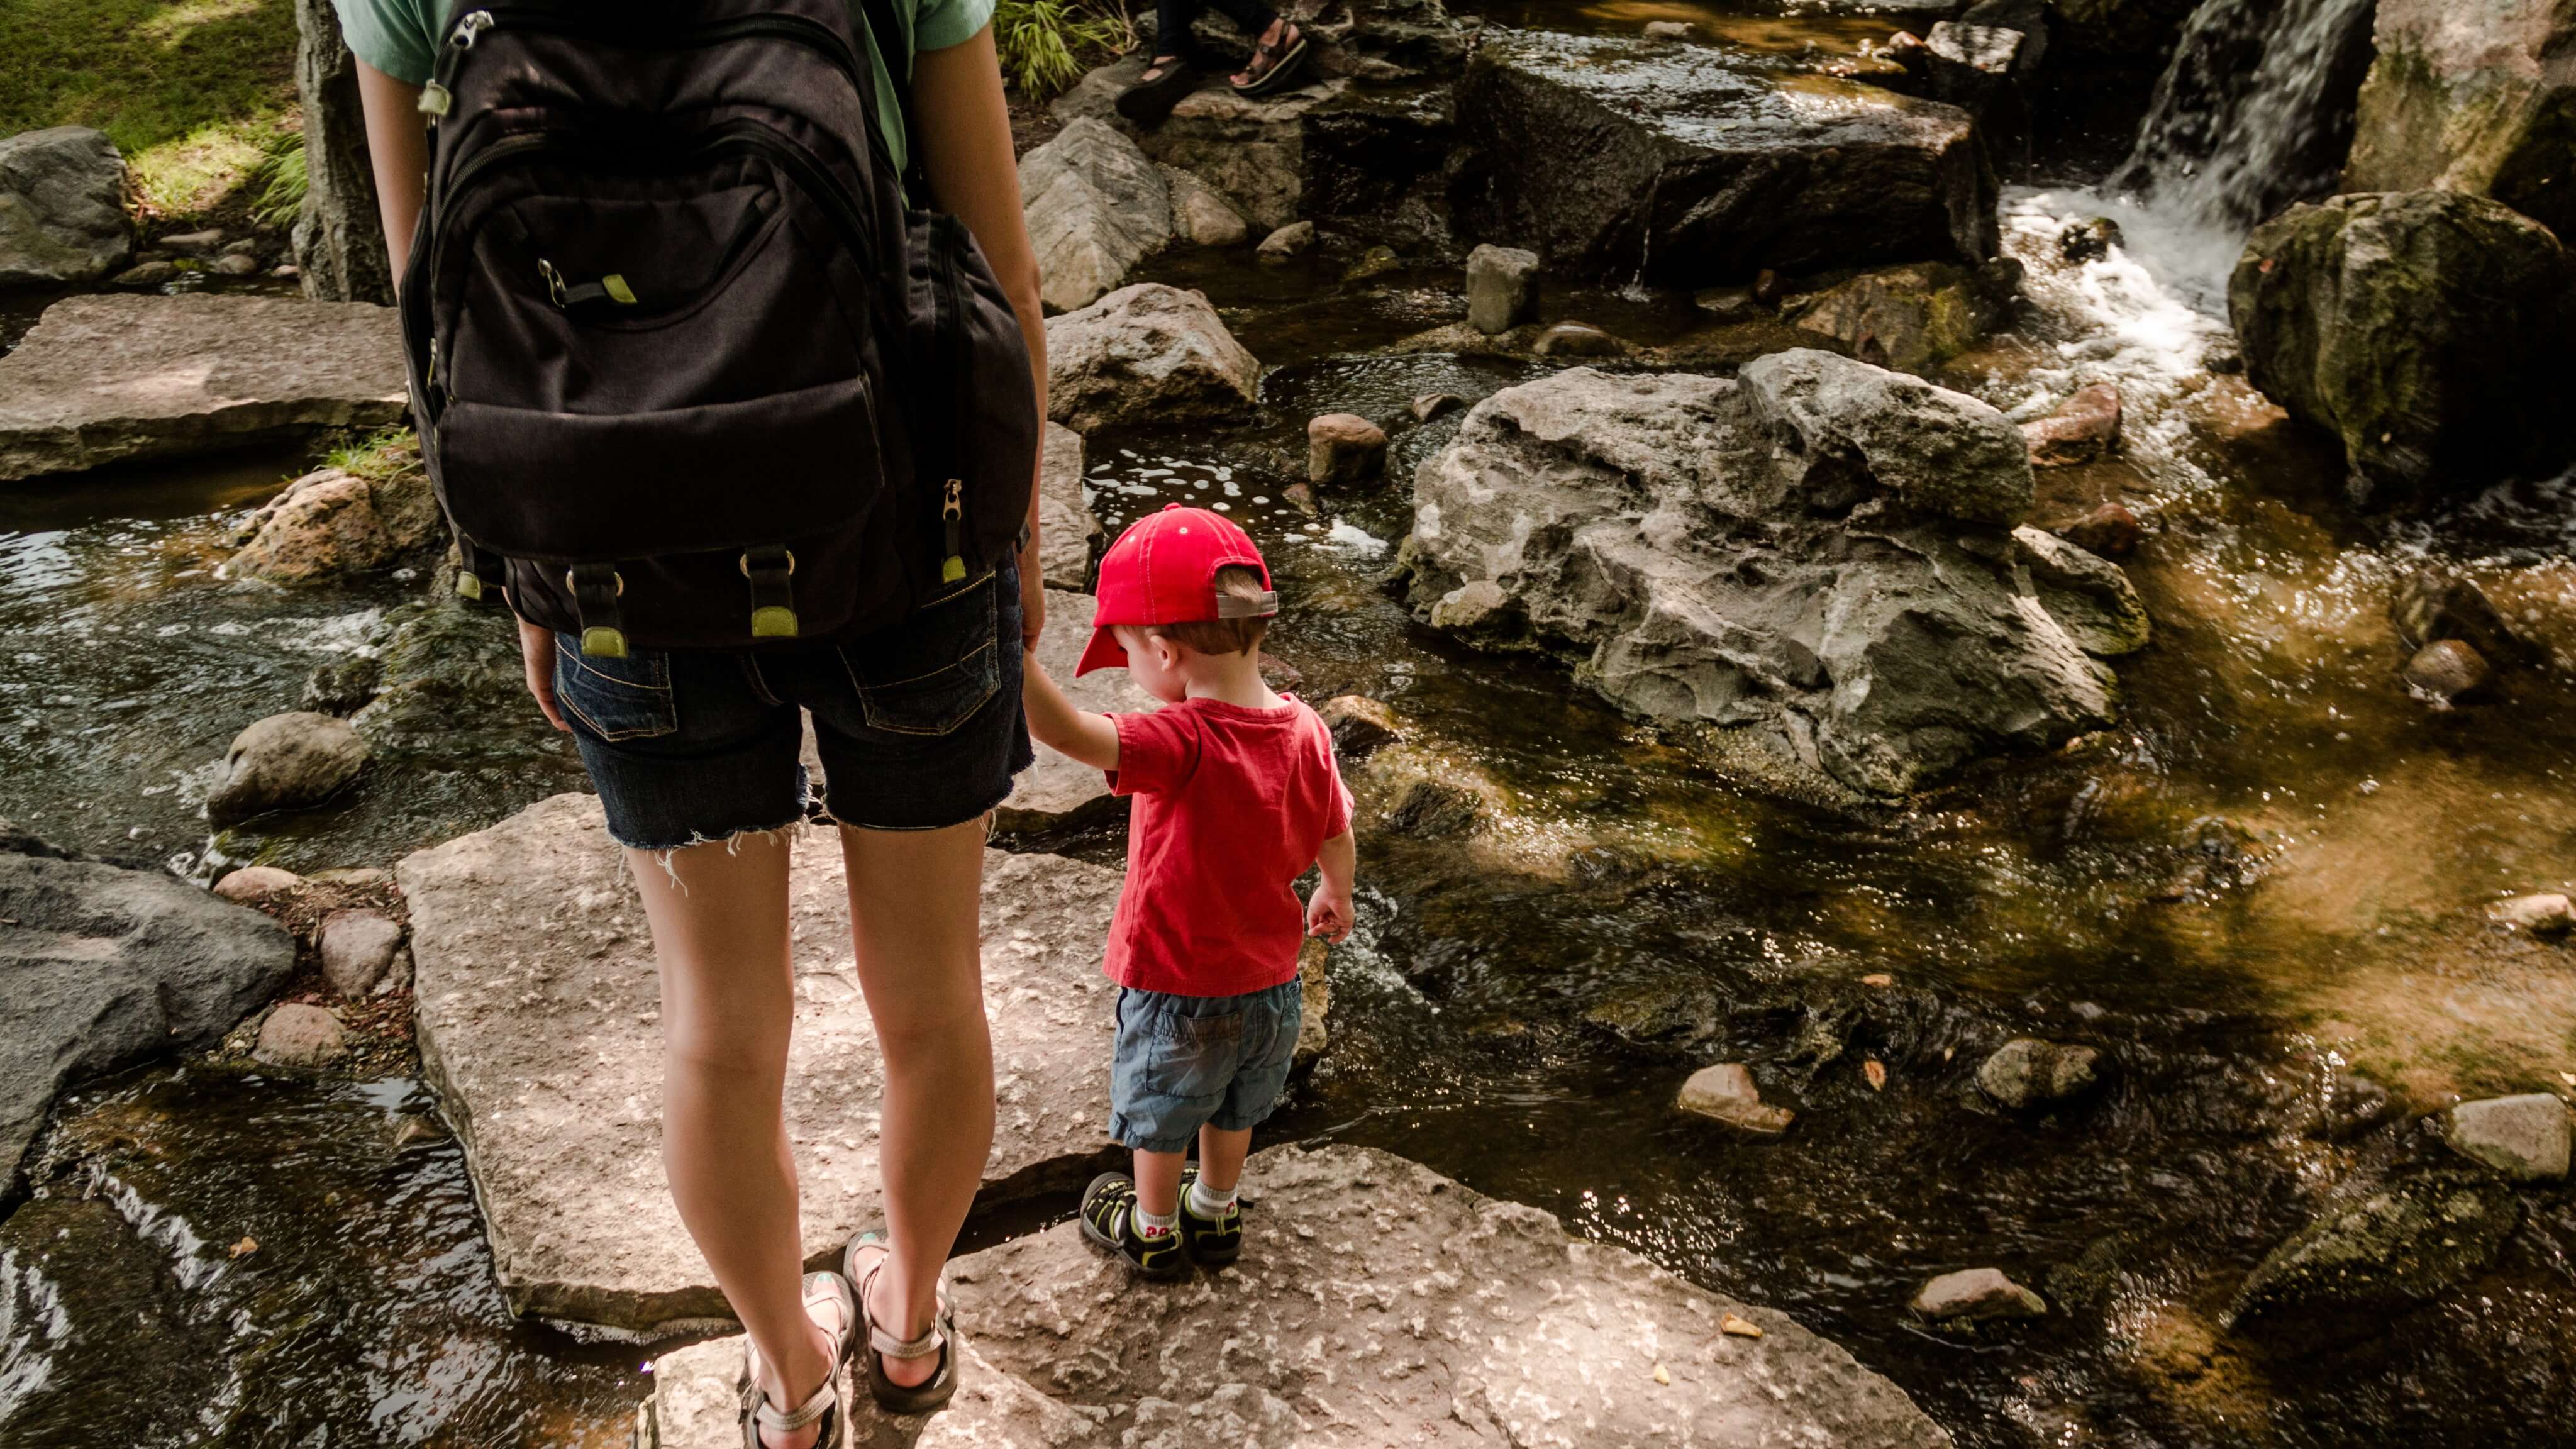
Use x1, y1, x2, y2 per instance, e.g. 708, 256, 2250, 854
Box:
323, 426, 421, 484
0, 0, 301, 222
995, 0, 1131, 99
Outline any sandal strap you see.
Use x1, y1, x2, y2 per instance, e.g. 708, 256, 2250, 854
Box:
858, 1256, 952, 1360
753, 1377, 838, 1434
1256, 23, 1296, 57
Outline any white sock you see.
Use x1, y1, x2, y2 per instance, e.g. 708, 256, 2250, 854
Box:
1188, 1179, 1238, 1218
1135, 1204, 1177, 1238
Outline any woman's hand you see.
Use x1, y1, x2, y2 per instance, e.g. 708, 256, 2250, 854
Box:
519, 618, 570, 731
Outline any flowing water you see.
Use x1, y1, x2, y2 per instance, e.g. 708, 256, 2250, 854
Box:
8, 0, 2576, 1443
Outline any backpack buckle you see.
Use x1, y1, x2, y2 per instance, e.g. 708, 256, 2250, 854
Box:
742, 547, 798, 639
565, 564, 628, 658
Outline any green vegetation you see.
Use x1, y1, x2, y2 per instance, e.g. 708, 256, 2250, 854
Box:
994, 0, 1131, 99
0, 0, 300, 221
323, 426, 421, 486
246, 128, 308, 229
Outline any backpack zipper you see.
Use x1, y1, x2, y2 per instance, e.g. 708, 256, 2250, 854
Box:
932, 219, 972, 583
436, 8, 863, 96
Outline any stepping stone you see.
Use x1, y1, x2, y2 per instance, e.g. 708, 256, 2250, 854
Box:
642, 1145, 1953, 1448
994, 590, 1160, 832
396, 792, 1126, 1331
0, 294, 406, 482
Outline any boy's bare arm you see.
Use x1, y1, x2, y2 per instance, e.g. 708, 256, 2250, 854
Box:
1021, 649, 1122, 772
1306, 830, 1356, 941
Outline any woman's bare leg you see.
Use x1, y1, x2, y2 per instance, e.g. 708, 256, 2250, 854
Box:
840, 818, 994, 1388
633, 833, 834, 1449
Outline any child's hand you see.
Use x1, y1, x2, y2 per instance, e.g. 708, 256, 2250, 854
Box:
1306, 886, 1353, 943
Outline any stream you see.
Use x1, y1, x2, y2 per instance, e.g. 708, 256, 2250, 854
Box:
7, 0, 2576, 1444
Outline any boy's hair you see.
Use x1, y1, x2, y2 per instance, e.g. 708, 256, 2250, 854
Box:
1149, 565, 1271, 657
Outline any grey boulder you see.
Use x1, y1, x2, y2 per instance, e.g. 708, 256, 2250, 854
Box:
1404, 353, 2140, 802
647, 1144, 1953, 1448
207, 711, 368, 826
1045, 283, 1262, 432
2443, 1094, 2570, 1181
1974, 1037, 2102, 1109
1466, 242, 1540, 334
0, 126, 131, 286
2229, 1171, 2520, 1338
0, 833, 296, 1197
1019, 118, 1172, 313
318, 908, 406, 997
1038, 422, 1099, 591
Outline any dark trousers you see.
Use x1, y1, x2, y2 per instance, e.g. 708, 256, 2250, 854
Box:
1155, 0, 1275, 58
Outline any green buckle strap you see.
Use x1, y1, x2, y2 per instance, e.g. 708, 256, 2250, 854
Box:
742, 546, 799, 639
566, 564, 627, 658
454, 540, 508, 602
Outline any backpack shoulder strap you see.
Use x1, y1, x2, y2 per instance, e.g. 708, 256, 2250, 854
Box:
852, 0, 931, 199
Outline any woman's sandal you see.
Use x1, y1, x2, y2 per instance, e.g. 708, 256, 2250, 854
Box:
1116, 56, 1201, 125
736, 1270, 857, 1449
1231, 22, 1312, 97
843, 1228, 961, 1414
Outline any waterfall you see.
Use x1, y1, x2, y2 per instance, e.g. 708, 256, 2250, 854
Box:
2111, 0, 2380, 235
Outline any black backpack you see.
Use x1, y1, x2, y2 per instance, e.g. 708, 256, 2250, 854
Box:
400, 0, 1038, 657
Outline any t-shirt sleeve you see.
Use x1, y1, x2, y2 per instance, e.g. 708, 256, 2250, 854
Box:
334, 0, 442, 84
912, 0, 997, 51
1107, 710, 1199, 797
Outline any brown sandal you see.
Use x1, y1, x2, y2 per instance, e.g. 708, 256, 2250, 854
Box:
1231, 22, 1311, 96
843, 1230, 959, 1414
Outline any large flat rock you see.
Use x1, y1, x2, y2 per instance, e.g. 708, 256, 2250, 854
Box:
645, 1143, 1953, 1448
1456, 30, 1995, 286
994, 591, 1160, 832
396, 793, 1124, 1330
1038, 423, 1098, 591
0, 833, 296, 1199
0, 294, 408, 482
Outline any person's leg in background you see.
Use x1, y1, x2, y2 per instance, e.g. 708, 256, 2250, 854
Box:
840, 819, 995, 1389
635, 832, 840, 1449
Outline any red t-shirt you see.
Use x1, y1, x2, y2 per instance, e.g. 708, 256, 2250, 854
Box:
1103, 695, 1354, 996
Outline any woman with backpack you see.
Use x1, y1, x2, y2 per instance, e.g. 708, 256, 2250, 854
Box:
335, 1, 1048, 1444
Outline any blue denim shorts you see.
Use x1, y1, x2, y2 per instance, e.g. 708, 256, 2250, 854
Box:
552, 566, 1033, 850
1108, 979, 1302, 1153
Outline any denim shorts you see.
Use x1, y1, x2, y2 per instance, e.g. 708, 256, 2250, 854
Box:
552, 566, 1033, 850
1107, 979, 1302, 1153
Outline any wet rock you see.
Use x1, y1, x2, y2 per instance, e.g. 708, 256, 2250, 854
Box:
211, 253, 262, 277
1911, 1267, 2046, 1323
229, 470, 395, 584
0, 126, 131, 286
351, 580, 526, 753
2487, 891, 2575, 935
1255, 219, 1316, 260
2229, 1171, 2520, 1336
998, 590, 1163, 832
1319, 694, 1401, 760
1307, 411, 1388, 486
212, 864, 304, 903
1694, 284, 1761, 321
0, 833, 297, 1194
1343, 243, 1403, 282
1038, 422, 1099, 591
2014, 526, 2151, 657
1677, 1062, 1796, 1135
652, 1144, 1952, 1448
300, 655, 382, 715
1920, 21, 2037, 115
1534, 320, 1621, 357
109, 260, 176, 287
206, 712, 368, 826
2390, 569, 2533, 667
0, 295, 406, 482
1292, 935, 1331, 1069
1411, 391, 1465, 421
2402, 639, 2489, 702
1045, 283, 1262, 432
2021, 382, 2123, 465
1019, 118, 1172, 313
253, 1002, 347, 1069
1407, 356, 2123, 801
2055, 500, 2141, 558
2318, 1071, 2392, 1140
1161, 165, 1247, 247
390, 1112, 448, 1152
1465, 242, 1539, 335
2058, 214, 2122, 262
2229, 191, 2576, 509
317, 909, 404, 998
158, 228, 225, 255
2446, 1094, 2572, 1181
2343, 0, 2576, 240
1355, 745, 1491, 838
1789, 260, 2017, 375
1281, 480, 1319, 515
1139, 82, 1349, 234
1644, 18, 1697, 37
1975, 1037, 2101, 1109
1457, 31, 1994, 287
399, 793, 1132, 1329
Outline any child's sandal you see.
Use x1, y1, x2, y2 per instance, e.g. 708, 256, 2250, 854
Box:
842, 1229, 961, 1414
736, 1271, 855, 1449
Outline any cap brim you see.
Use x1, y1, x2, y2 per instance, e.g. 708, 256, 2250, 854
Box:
1074, 625, 1126, 677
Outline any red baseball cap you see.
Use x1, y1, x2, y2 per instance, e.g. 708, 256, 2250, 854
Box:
1075, 503, 1276, 675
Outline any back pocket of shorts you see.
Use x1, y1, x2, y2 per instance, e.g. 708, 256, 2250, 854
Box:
841, 574, 1000, 737
553, 635, 678, 741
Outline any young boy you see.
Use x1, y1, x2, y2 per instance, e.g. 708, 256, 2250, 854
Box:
1021, 503, 1356, 1276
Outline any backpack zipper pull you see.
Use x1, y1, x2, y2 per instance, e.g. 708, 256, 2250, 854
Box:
941, 479, 966, 584
452, 9, 494, 48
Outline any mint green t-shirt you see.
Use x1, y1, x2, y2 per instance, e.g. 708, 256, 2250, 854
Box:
333, 0, 993, 175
